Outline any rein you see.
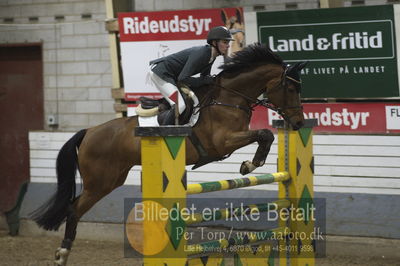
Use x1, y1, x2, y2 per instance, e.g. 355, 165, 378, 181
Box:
195, 84, 254, 117
197, 67, 303, 118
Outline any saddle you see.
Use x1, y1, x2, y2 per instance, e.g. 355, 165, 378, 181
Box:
138, 87, 195, 125
139, 97, 170, 112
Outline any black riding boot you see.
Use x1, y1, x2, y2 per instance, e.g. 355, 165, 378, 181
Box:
157, 106, 176, 125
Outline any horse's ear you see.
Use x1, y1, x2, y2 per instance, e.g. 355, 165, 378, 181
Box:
288, 61, 307, 74
287, 62, 300, 74
287, 62, 303, 81
221, 10, 228, 24
298, 61, 308, 71
236, 8, 243, 24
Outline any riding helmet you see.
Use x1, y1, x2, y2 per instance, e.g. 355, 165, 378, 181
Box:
207, 26, 234, 44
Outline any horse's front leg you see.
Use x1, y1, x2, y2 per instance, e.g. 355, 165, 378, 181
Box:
224, 129, 275, 175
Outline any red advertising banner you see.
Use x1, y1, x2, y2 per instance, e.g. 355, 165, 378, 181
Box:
118, 9, 229, 42
251, 102, 400, 134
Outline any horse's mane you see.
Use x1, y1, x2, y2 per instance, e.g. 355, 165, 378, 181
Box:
219, 43, 284, 74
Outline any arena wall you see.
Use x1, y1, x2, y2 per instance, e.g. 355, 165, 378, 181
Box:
20, 131, 400, 239
0, 0, 115, 131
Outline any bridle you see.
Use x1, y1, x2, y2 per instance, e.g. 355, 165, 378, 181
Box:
259, 66, 304, 120
199, 66, 303, 119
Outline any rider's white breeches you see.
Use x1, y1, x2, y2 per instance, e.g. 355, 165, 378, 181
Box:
149, 71, 186, 114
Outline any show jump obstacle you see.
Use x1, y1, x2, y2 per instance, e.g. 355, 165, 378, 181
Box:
133, 119, 316, 266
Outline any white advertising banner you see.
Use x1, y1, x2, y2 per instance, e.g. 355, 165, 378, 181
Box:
385, 106, 400, 129
118, 8, 245, 101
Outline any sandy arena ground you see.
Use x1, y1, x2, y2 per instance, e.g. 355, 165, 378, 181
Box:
1, 227, 400, 266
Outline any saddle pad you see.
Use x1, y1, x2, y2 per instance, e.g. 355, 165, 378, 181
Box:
138, 115, 160, 127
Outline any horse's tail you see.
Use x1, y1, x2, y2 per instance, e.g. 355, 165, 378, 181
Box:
30, 129, 87, 231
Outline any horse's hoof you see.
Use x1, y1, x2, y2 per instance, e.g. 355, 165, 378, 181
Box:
240, 160, 256, 175
54, 247, 69, 266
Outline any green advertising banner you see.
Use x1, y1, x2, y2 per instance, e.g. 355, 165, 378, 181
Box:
257, 5, 400, 98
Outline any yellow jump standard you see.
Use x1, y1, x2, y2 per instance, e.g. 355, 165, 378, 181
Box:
134, 119, 316, 266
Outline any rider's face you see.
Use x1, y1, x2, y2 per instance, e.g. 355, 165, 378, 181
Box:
217, 40, 230, 55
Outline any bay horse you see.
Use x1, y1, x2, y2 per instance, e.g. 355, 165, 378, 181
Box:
31, 43, 306, 265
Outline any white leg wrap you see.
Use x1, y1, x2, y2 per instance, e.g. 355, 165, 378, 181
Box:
54, 247, 70, 266
240, 160, 257, 175
244, 160, 257, 173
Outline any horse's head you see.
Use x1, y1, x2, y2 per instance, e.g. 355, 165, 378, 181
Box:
229, 27, 245, 56
221, 8, 245, 56
217, 43, 306, 130
265, 62, 307, 130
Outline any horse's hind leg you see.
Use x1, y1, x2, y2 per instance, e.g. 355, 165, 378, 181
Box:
54, 188, 115, 266
55, 205, 79, 266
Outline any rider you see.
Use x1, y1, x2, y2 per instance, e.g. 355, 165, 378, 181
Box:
148, 26, 233, 125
